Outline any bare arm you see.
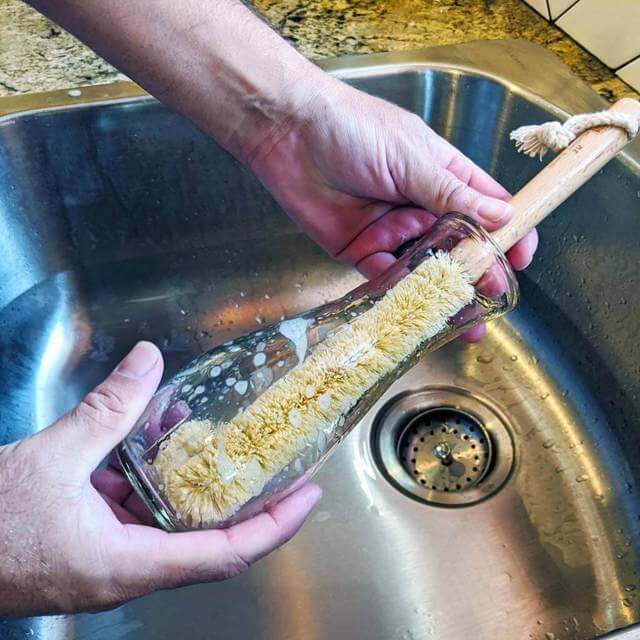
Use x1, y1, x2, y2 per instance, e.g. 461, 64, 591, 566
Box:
29, 0, 332, 162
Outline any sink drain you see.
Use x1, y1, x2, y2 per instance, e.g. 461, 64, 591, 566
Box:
399, 408, 492, 492
371, 387, 515, 507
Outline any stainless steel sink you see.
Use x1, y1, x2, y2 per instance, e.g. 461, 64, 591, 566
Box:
1, 39, 640, 640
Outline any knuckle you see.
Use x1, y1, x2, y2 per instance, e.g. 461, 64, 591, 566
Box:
76, 385, 128, 428
438, 177, 477, 215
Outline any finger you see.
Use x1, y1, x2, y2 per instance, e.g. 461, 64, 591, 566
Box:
44, 341, 164, 475
224, 483, 322, 566
441, 144, 511, 201
123, 492, 157, 526
507, 228, 539, 271
476, 262, 509, 298
102, 493, 144, 526
91, 468, 133, 504
357, 252, 397, 279
337, 207, 437, 267
406, 160, 513, 230
119, 483, 322, 590
460, 323, 487, 343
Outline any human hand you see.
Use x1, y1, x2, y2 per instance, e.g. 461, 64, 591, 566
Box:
248, 79, 538, 341
0, 342, 321, 617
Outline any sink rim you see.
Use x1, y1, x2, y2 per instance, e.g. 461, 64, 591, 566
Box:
1, 38, 638, 167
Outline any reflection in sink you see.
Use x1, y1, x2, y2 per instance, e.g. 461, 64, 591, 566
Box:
1, 41, 639, 639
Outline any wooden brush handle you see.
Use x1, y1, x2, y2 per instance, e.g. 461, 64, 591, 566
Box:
452, 97, 640, 283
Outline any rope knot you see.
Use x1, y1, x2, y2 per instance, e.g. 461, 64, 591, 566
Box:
510, 109, 639, 160
538, 121, 575, 152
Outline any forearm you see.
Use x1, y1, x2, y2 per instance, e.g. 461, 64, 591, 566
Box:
28, 0, 334, 161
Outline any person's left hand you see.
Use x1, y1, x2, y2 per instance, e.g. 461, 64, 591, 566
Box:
0, 342, 321, 617
248, 79, 538, 341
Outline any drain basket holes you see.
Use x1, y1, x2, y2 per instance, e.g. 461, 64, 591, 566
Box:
371, 387, 515, 507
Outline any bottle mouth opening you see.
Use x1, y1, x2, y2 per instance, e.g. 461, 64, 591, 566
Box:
442, 212, 520, 314
347, 212, 519, 316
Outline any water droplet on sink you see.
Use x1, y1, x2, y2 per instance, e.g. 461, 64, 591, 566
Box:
314, 510, 331, 522
476, 354, 493, 364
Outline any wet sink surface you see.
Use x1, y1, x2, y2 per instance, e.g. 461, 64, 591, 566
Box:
1, 41, 640, 639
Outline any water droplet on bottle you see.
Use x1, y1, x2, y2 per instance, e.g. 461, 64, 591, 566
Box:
234, 380, 248, 395
625, 584, 636, 592
576, 474, 589, 483
623, 598, 633, 607
510, 355, 518, 361
540, 392, 549, 400
476, 354, 493, 364
542, 439, 555, 449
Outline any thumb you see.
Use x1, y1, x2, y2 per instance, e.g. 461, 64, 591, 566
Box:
46, 341, 164, 474
406, 161, 513, 231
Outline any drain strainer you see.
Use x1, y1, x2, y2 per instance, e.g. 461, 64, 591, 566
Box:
371, 386, 515, 507
399, 409, 492, 492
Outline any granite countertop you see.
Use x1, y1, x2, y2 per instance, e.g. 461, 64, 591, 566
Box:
0, 0, 636, 102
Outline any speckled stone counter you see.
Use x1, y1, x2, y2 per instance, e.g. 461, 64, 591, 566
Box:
0, 0, 636, 101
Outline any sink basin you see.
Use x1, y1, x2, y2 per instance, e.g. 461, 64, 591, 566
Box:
1, 39, 640, 639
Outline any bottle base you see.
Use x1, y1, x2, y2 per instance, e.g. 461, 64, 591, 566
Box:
117, 444, 179, 532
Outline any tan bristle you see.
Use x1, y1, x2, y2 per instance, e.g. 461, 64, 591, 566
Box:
152, 252, 475, 526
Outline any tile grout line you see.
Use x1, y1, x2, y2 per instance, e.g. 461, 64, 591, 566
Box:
614, 53, 640, 74
551, 0, 582, 23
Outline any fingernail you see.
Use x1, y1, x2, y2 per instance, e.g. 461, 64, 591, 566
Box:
478, 199, 512, 223
117, 341, 160, 379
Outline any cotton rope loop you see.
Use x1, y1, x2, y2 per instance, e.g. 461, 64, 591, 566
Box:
510, 110, 639, 160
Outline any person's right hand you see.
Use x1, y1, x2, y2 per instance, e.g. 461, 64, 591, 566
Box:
248, 78, 538, 341
0, 342, 321, 617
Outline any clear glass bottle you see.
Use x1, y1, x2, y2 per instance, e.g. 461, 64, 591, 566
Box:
118, 214, 519, 531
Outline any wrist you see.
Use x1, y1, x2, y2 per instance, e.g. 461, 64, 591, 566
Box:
225, 56, 341, 167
